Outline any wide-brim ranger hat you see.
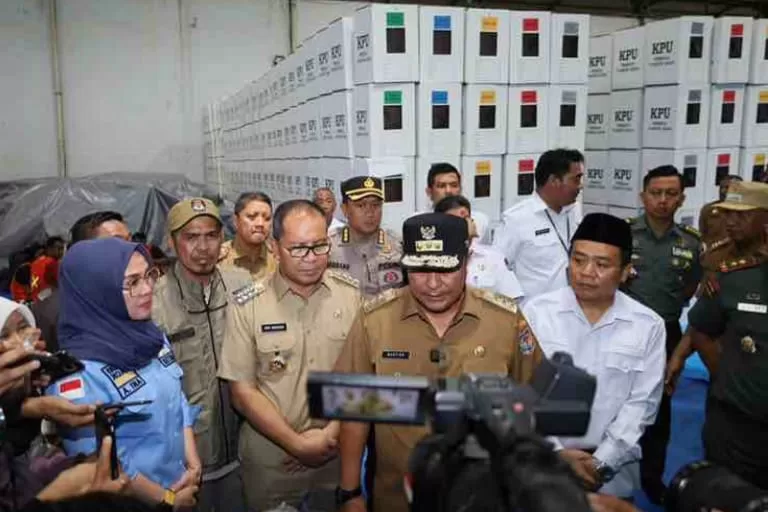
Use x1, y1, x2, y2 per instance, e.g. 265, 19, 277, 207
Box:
718, 181, 768, 212
400, 213, 469, 272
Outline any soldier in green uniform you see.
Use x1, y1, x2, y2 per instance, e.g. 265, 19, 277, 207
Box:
621, 165, 702, 503
328, 176, 403, 298
687, 181, 768, 490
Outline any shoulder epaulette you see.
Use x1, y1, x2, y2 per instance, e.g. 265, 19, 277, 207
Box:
231, 282, 265, 306
679, 224, 701, 239
477, 289, 518, 314
363, 288, 399, 313
719, 256, 762, 274
218, 241, 231, 262
328, 270, 360, 289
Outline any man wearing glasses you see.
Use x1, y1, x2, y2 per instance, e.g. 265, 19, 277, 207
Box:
621, 166, 702, 504
152, 198, 254, 512
328, 176, 403, 298
219, 199, 362, 511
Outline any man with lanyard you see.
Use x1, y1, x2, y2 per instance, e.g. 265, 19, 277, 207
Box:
687, 181, 768, 490
523, 213, 665, 500
493, 149, 584, 301
621, 165, 702, 504
328, 176, 403, 298
153, 198, 253, 512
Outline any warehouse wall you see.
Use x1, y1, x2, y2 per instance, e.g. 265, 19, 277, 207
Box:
0, 0, 637, 183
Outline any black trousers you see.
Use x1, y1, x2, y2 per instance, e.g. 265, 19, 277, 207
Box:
639, 320, 682, 486
703, 396, 768, 490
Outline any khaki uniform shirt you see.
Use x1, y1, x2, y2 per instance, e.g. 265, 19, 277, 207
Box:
334, 287, 544, 512
217, 270, 362, 508
328, 226, 403, 298
699, 202, 734, 273
218, 238, 277, 282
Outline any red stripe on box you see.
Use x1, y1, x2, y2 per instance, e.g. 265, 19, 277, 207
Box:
519, 160, 535, 172
717, 154, 731, 165
523, 18, 539, 32
731, 24, 744, 37
723, 90, 736, 103
521, 90, 538, 104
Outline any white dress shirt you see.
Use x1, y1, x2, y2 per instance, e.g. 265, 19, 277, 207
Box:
494, 193, 582, 301
466, 242, 524, 300
522, 286, 665, 498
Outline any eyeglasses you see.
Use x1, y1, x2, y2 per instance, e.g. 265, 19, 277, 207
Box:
285, 243, 332, 259
122, 267, 161, 297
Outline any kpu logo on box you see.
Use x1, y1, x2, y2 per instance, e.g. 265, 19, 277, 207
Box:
331, 44, 343, 60
651, 41, 674, 55
650, 107, 671, 120
589, 56, 606, 68
614, 168, 633, 184
356, 34, 370, 51
618, 48, 638, 62
319, 51, 330, 67
615, 110, 634, 123
587, 113, 604, 125
587, 168, 604, 181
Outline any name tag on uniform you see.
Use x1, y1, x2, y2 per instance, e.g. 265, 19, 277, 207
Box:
534, 228, 550, 236
261, 323, 287, 333
382, 350, 410, 360
672, 247, 694, 260
158, 346, 176, 368
737, 302, 767, 314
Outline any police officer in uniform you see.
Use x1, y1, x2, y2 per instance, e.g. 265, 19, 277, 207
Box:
329, 176, 403, 298
621, 166, 702, 503
699, 175, 743, 272
334, 213, 544, 512
688, 181, 768, 490
152, 198, 253, 512
218, 191, 277, 281
218, 200, 362, 511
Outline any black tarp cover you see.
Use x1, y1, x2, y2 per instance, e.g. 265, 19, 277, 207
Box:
0, 173, 233, 259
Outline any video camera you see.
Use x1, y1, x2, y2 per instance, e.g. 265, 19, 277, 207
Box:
666, 461, 768, 512
307, 353, 598, 512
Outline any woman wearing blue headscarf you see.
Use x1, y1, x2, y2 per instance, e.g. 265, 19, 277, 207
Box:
46, 238, 201, 510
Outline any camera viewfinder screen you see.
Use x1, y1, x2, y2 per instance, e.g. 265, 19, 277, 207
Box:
321, 385, 421, 422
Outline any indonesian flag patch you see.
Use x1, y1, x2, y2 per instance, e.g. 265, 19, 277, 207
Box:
58, 377, 85, 400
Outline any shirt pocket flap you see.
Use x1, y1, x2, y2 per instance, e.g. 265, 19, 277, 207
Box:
257, 332, 299, 377
604, 351, 645, 373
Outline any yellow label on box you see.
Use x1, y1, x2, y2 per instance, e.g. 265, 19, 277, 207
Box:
756, 154, 766, 165
482, 16, 498, 32
476, 161, 491, 175
480, 91, 496, 105
759, 91, 768, 103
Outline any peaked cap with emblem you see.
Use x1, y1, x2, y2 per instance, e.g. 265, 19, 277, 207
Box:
341, 176, 384, 201
718, 181, 768, 212
167, 197, 222, 233
401, 213, 469, 272
572, 213, 632, 255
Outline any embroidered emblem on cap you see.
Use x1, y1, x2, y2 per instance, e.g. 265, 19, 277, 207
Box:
364, 177, 375, 188
741, 335, 757, 354
420, 226, 436, 240
190, 199, 207, 212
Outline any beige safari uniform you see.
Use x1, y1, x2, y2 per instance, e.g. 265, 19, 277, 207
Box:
218, 270, 362, 510
334, 286, 544, 512
328, 226, 403, 298
218, 237, 277, 282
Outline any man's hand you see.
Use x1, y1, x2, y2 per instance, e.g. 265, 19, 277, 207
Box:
37, 436, 128, 502
170, 466, 202, 493
559, 449, 600, 490
174, 484, 199, 510
665, 354, 685, 395
340, 496, 367, 512
22, 396, 96, 427
293, 428, 338, 468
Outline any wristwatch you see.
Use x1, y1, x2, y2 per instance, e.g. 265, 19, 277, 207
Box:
157, 489, 176, 511
593, 458, 617, 483
335, 486, 362, 507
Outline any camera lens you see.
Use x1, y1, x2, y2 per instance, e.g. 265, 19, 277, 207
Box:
666, 461, 768, 512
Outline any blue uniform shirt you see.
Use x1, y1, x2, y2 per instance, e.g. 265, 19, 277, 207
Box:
46, 342, 197, 488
